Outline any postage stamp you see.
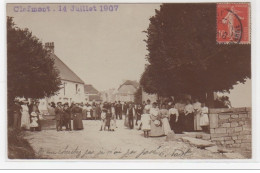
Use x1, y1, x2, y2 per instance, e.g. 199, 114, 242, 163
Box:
217, 3, 250, 44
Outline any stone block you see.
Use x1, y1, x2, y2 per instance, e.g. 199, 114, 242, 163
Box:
211, 137, 224, 141
242, 125, 251, 131
241, 143, 251, 149
231, 122, 239, 127
209, 108, 229, 114
219, 119, 230, 123
239, 114, 248, 118
229, 132, 240, 137
215, 128, 227, 134
232, 144, 241, 148
219, 114, 230, 120
209, 114, 218, 128
229, 118, 239, 122
231, 136, 238, 140
238, 121, 244, 126
238, 135, 248, 140
242, 139, 251, 143
235, 139, 242, 144
211, 133, 229, 138
205, 146, 219, 153
210, 129, 215, 134
224, 137, 232, 141
231, 114, 239, 119
240, 130, 251, 135
225, 140, 234, 144
227, 128, 235, 134
202, 134, 211, 140
221, 123, 231, 128
235, 126, 243, 132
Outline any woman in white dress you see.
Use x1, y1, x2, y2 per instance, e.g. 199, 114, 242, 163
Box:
149, 102, 164, 137
160, 104, 172, 135
200, 103, 209, 132
20, 99, 30, 130
193, 99, 202, 131
141, 106, 151, 138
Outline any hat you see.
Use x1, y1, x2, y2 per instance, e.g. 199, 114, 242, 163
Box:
57, 101, 62, 104
63, 102, 69, 106
31, 112, 37, 117
14, 98, 20, 102
144, 105, 151, 111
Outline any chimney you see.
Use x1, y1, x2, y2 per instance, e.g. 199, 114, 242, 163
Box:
45, 42, 54, 53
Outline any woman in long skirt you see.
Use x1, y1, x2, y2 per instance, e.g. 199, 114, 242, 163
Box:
193, 99, 202, 131
124, 111, 129, 128
184, 101, 195, 132
21, 100, 30, 130
149, 103, 164, 137
160, 104, 172, 135
169, 104, 179, 133
72, 103, 84, 130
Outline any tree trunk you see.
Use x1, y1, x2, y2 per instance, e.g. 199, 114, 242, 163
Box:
206, 91, 215, 108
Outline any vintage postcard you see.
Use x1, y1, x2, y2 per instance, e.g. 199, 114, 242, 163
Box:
6, 2, 252, 161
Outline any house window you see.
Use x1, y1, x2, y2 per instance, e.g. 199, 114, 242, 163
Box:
63, 82, 67, 96
76, 84, 78, 94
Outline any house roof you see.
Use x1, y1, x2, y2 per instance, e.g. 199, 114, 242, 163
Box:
84, 84, 99, 94
50, 53, 84, 84
118, 80, 139, 90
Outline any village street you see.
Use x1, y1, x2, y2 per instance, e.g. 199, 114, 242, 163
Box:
23, 116, 229, 159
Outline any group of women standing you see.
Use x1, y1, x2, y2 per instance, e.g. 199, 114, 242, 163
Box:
168, 99, 209, 133
12, 98, 42, 131
137, 99, 210, 138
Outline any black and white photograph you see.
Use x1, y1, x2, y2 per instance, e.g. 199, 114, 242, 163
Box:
4, 1, 255, 162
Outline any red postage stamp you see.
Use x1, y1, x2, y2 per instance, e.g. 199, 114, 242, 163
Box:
217, 3, 250, 44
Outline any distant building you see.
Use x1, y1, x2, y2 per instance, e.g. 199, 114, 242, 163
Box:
39, 42, 85, 113
84, 84, 101, 102
115, 80, 139, 102
100, 88, 116, 102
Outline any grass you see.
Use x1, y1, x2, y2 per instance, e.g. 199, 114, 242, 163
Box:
8, 127, 37, 159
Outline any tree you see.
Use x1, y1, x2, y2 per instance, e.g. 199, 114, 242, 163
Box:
140, 4, 250, 107
7, 17, 61, 114
134, 87, 142, 104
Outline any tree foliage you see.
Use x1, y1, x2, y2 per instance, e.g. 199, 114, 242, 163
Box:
140, 4, 251, 100
7, 16, 61, 101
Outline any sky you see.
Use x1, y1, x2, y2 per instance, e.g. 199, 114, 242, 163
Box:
7, 3, 161, 91
6, 3, 251, 107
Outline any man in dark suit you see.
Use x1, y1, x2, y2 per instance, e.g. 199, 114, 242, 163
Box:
127, 103, 135, 129
63, 102, 71, 131
12, 99, 22, 130
116, 101, 122, 120
55, 102, 64, 131
122, 102, 127, 118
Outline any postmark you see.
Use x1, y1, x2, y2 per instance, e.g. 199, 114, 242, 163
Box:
217, 3, 250, 44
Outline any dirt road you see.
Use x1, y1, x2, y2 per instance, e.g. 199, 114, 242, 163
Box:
24, 118, 227, 159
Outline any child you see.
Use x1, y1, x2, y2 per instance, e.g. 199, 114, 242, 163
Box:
200, 103, 209, 132
110, 106, 116, 131
100, 108, 107, 131
30, 112, 39, 131
105, 109, 112, 131
141, 107, 151, 138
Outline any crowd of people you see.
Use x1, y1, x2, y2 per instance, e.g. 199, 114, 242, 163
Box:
11, 98, 210, 138
12, 98, 42, 131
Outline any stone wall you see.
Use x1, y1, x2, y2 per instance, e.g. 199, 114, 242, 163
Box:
209, 107, 251, 150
